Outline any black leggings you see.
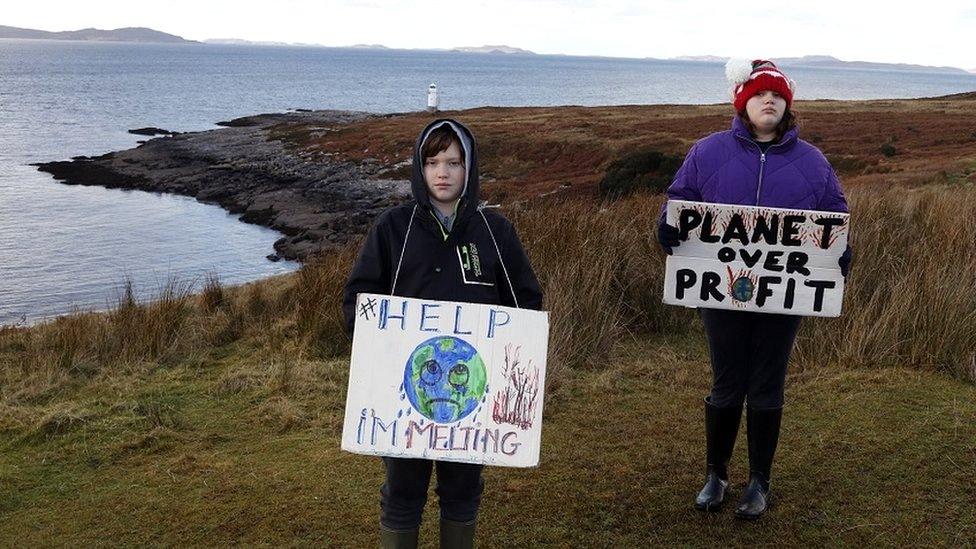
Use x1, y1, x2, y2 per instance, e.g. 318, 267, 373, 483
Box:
380, 457, 484, 530
699, 308, 802, 410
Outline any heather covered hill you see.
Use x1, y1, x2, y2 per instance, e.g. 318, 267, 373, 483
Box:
274, 96, 976, 201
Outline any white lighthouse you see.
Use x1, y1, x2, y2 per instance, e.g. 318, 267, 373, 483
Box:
427, 83, 439, 113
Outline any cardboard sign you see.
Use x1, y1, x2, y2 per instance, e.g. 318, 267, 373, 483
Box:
341, 294, 550, 468
663, 200, 849, 317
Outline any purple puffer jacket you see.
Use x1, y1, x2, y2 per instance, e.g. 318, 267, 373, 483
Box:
662, 116, 848, 219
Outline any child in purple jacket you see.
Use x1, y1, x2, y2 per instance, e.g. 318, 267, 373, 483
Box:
658, 59, 852, 520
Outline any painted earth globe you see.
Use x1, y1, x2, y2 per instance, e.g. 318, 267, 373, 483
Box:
403, 336, 487, 423
731, 276, 754, 302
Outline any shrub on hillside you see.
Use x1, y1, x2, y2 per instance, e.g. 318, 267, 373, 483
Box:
599, 149, 684, 198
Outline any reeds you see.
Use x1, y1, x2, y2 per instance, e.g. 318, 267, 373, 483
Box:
2, 184, 974, 413
792, 185, 976, 379
507, 196, 692, 393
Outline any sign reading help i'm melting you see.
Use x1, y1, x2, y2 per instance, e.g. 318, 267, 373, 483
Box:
663, 200, 850, 317
341, 294, 550, 468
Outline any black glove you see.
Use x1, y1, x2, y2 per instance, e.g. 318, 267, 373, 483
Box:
838, 245, 853, 279
657, 221, 680, 255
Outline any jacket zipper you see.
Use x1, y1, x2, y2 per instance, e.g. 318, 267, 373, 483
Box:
757, 151, 766, 205
735, 135, 788, 205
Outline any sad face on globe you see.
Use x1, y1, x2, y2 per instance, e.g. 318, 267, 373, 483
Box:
403, 336, 487, 423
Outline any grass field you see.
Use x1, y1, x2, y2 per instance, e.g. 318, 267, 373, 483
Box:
2, 334, 974, 546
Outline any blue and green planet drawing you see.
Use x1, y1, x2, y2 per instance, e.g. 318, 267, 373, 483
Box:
403, 336, 488, 423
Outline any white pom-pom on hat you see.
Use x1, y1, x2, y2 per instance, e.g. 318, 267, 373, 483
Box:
725, 58, 754, 86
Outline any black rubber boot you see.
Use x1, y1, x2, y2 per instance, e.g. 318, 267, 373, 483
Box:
735, 406, 783, 520
735, 473, 771, 520
380, 525, 419, 549
695, 397, 743, 512
439, 518, 476, 549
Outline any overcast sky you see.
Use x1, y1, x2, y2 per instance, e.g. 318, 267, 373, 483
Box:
4, 0, 975, 70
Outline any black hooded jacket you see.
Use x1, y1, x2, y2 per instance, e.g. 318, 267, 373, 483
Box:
342, 119, 544, 334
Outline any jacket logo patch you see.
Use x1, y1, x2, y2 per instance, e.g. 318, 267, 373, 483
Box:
457, 243, 493, 286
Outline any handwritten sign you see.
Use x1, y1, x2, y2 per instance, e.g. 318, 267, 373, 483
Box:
341, 294, 550, 468
663, 200, 849, 317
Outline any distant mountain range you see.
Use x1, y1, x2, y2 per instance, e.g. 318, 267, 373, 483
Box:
204, 38, 292, 47
673, 55, 972, 75
209, 40, 535, 55
1, 26, 971, 73
0, 25, 192, 43
204, 38, 324, 47
451, 45, 535, 55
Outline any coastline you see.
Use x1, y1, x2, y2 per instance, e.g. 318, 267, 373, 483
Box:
35, 110, 410, 262
34, 93, 976, 264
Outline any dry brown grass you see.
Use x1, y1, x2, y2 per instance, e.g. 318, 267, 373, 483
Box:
506, 196, 690, 387
2, 183, 974, 428
514, 184, 976, 384
287, 246, 359, 358
515, 184, 976, 385
0, 270, 332, 413
793, 185, 976, 379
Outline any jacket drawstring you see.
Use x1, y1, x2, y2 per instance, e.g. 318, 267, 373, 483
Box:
390, 205, 417, 295
480, 209, 519, 309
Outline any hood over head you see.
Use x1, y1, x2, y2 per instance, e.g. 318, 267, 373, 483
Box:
410, 118, 480, 223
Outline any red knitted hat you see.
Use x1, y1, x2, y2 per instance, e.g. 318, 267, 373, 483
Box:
726, 59, 796, 112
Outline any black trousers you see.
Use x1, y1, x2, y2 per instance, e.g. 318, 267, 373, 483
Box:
699, 308, 802, 410
380, 457, 484, 531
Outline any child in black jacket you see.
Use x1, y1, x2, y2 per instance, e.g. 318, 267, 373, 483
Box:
343, 119, 543, 548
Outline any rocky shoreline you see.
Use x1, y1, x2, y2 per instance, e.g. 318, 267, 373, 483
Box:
35, 110, 410, 262
35, 95, 976, 263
